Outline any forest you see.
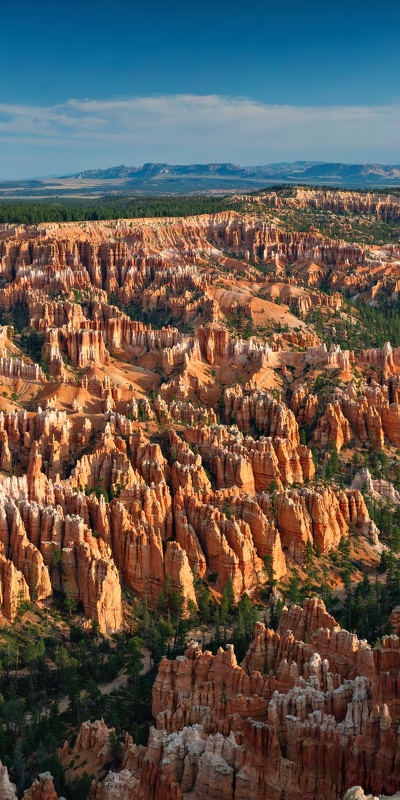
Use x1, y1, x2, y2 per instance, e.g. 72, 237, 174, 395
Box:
0, 196, 231, 225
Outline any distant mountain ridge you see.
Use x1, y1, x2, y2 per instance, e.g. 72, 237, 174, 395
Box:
66, 163, 259, 180
65, 160, 400, 184
1, 161, 400, 199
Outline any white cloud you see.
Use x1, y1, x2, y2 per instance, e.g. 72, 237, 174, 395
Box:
0, 94, 400, 177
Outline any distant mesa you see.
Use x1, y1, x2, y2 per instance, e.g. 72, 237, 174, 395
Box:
1, 161, 400, 197
66, 162, 257, 180
64, 160, 400, 184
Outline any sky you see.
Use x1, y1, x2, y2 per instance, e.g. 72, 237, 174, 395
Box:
1, 0, 399, 178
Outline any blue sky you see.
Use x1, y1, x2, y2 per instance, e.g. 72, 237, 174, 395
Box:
1, 0, 400, 177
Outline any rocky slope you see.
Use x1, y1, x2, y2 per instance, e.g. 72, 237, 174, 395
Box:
0, 209, 398, 626
51, 598, 400, 800
1, 196, 400, 797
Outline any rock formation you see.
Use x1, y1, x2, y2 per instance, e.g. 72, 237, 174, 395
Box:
0, 762, 18, 800
3, 200, 400, 798
22, 773, 60, 800
55, 599, 400, 800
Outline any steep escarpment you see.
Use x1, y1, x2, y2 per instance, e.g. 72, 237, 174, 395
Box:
1, 200, 400, 799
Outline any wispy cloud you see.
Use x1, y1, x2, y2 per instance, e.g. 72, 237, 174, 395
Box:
1, 94, 400, 178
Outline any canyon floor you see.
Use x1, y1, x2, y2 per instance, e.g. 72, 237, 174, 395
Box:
0, 187, 400, 799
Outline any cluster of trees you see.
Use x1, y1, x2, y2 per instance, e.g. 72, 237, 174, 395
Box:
305, 440, 399, 488
0, 301, 30, 334
83, 480, 122, 504
282, 531, 400, 645
107, 296, 175, 330
133, 575, 260, 668
349, 296, 400, 350
0, 574, 262, 796
225, 305, 254, 339
0, 607, 152, 797
18, 329, 45, 362
367, 497, 400, 552
304, 295, 400, 353
333, 557, 400, 643
0, 196, 231, 225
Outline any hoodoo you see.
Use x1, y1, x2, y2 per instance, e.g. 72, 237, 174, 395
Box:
1, 190, 400, 798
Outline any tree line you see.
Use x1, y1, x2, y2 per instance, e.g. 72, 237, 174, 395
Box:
0, 196, 232, 225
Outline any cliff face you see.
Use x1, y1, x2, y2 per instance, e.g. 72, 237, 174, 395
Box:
146, 600, 400, 800
183, 417, 314, 493
0, 382, 379, 627
3, 206, 400, 799
56, 599, 400, 800
0, 487, 123, 633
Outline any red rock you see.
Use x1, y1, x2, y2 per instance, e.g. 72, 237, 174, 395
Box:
313, 402, 352, 451
22, 772, 59, 800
